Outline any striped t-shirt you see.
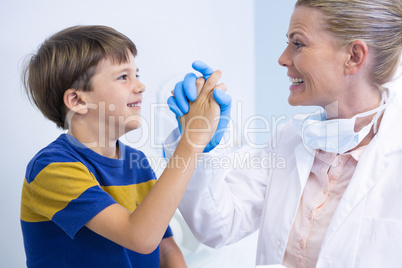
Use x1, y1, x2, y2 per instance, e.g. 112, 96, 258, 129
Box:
21, 134, 172, 267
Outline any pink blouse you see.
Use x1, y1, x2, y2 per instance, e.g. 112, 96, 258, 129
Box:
282, 146, 366, 268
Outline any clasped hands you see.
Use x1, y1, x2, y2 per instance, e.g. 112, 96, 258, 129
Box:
167, 61, 232, 153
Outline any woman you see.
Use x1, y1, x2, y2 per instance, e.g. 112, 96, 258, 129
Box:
165, 0, 402, 267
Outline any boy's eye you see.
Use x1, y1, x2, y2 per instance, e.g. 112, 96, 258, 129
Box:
136, 74, 140, 79
118, 74, 128, 80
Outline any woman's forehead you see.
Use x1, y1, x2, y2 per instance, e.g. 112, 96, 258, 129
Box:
287, 6, 327, 39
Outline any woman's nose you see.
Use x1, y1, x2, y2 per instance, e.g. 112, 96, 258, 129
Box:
278, 46, 292, 68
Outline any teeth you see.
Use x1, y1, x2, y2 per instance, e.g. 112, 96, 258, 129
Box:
289, 77, 304, 83
128, 103, 141, 107
289, 77, 304, 85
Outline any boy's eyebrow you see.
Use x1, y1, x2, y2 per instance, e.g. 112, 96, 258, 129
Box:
113, 67, 139, 75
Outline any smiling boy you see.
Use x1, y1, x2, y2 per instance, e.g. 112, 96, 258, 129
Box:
21, 25, 222, 268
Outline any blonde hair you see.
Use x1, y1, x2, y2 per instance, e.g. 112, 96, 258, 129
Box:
295, 0, 402, 90
23, 25, 137, 129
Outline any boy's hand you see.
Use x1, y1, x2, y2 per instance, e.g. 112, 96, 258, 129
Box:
167, 61, 214, 117
178, 70, 222, 153
167, 61, 232, 152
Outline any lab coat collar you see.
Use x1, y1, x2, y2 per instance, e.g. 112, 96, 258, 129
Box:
372, 89, 402, 155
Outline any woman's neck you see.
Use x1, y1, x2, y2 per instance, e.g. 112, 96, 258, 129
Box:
325, 89, 382, 120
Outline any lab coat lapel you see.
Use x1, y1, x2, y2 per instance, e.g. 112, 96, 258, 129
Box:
294, 142, 315, 189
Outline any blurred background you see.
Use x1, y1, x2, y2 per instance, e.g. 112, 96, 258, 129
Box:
1, 0, 400, 267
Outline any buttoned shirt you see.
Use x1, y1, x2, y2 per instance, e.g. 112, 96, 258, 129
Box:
283, 146, 366, 268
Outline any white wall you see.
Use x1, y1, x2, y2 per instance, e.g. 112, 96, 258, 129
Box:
254, 0, 318, 146
0, 0, 255, 267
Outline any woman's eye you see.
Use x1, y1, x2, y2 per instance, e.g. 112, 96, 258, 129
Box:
292, 41, 303, 49
118, 74, 128, 80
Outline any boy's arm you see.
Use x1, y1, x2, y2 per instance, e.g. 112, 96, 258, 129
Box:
159, 237, 187, 268
85, 70, 222, 255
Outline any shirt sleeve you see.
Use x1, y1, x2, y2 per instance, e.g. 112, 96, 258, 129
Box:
164, 128, 271, 248
26, 152, 117, 239
163, 225, 173, 239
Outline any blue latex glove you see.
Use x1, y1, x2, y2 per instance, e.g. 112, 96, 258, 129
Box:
203, 88, 232, 152
167, 61, 232, 152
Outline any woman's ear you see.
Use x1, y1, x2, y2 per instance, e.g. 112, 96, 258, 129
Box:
344, 40, 369, 75
63, 89, 89, 115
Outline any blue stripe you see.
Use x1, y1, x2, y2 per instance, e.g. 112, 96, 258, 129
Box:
21, 220, 162, 268
52, 186, 116, 239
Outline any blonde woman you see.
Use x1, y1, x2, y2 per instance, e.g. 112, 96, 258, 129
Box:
165, 0, 402, 267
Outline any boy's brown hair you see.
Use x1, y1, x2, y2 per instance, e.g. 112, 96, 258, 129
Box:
23, 25, 137, 129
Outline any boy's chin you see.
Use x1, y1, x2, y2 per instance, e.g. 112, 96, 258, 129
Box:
124, 123, 142, 133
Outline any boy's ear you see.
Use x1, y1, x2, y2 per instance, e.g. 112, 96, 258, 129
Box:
63, 89, 89, 115
344, 40, 369, 75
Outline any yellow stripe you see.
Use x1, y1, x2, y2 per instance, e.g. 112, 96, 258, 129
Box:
101, 180, 156, 212
21, 162, 99, 222
21, 179, 48, 222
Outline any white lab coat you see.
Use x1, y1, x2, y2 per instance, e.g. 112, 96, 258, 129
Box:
164, 89, 402, 267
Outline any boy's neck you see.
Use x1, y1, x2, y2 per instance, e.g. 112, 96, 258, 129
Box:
67, 129, 120, 159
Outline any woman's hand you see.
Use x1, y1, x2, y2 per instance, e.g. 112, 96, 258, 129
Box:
167, 61, 232, 152
179, 70, 223, 153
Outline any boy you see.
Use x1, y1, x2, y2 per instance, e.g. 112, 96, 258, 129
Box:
21, 25, 223, 267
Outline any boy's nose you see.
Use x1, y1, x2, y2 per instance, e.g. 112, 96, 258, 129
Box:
134, 80, 146, 94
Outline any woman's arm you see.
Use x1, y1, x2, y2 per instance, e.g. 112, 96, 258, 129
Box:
164, 128, 271, 248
